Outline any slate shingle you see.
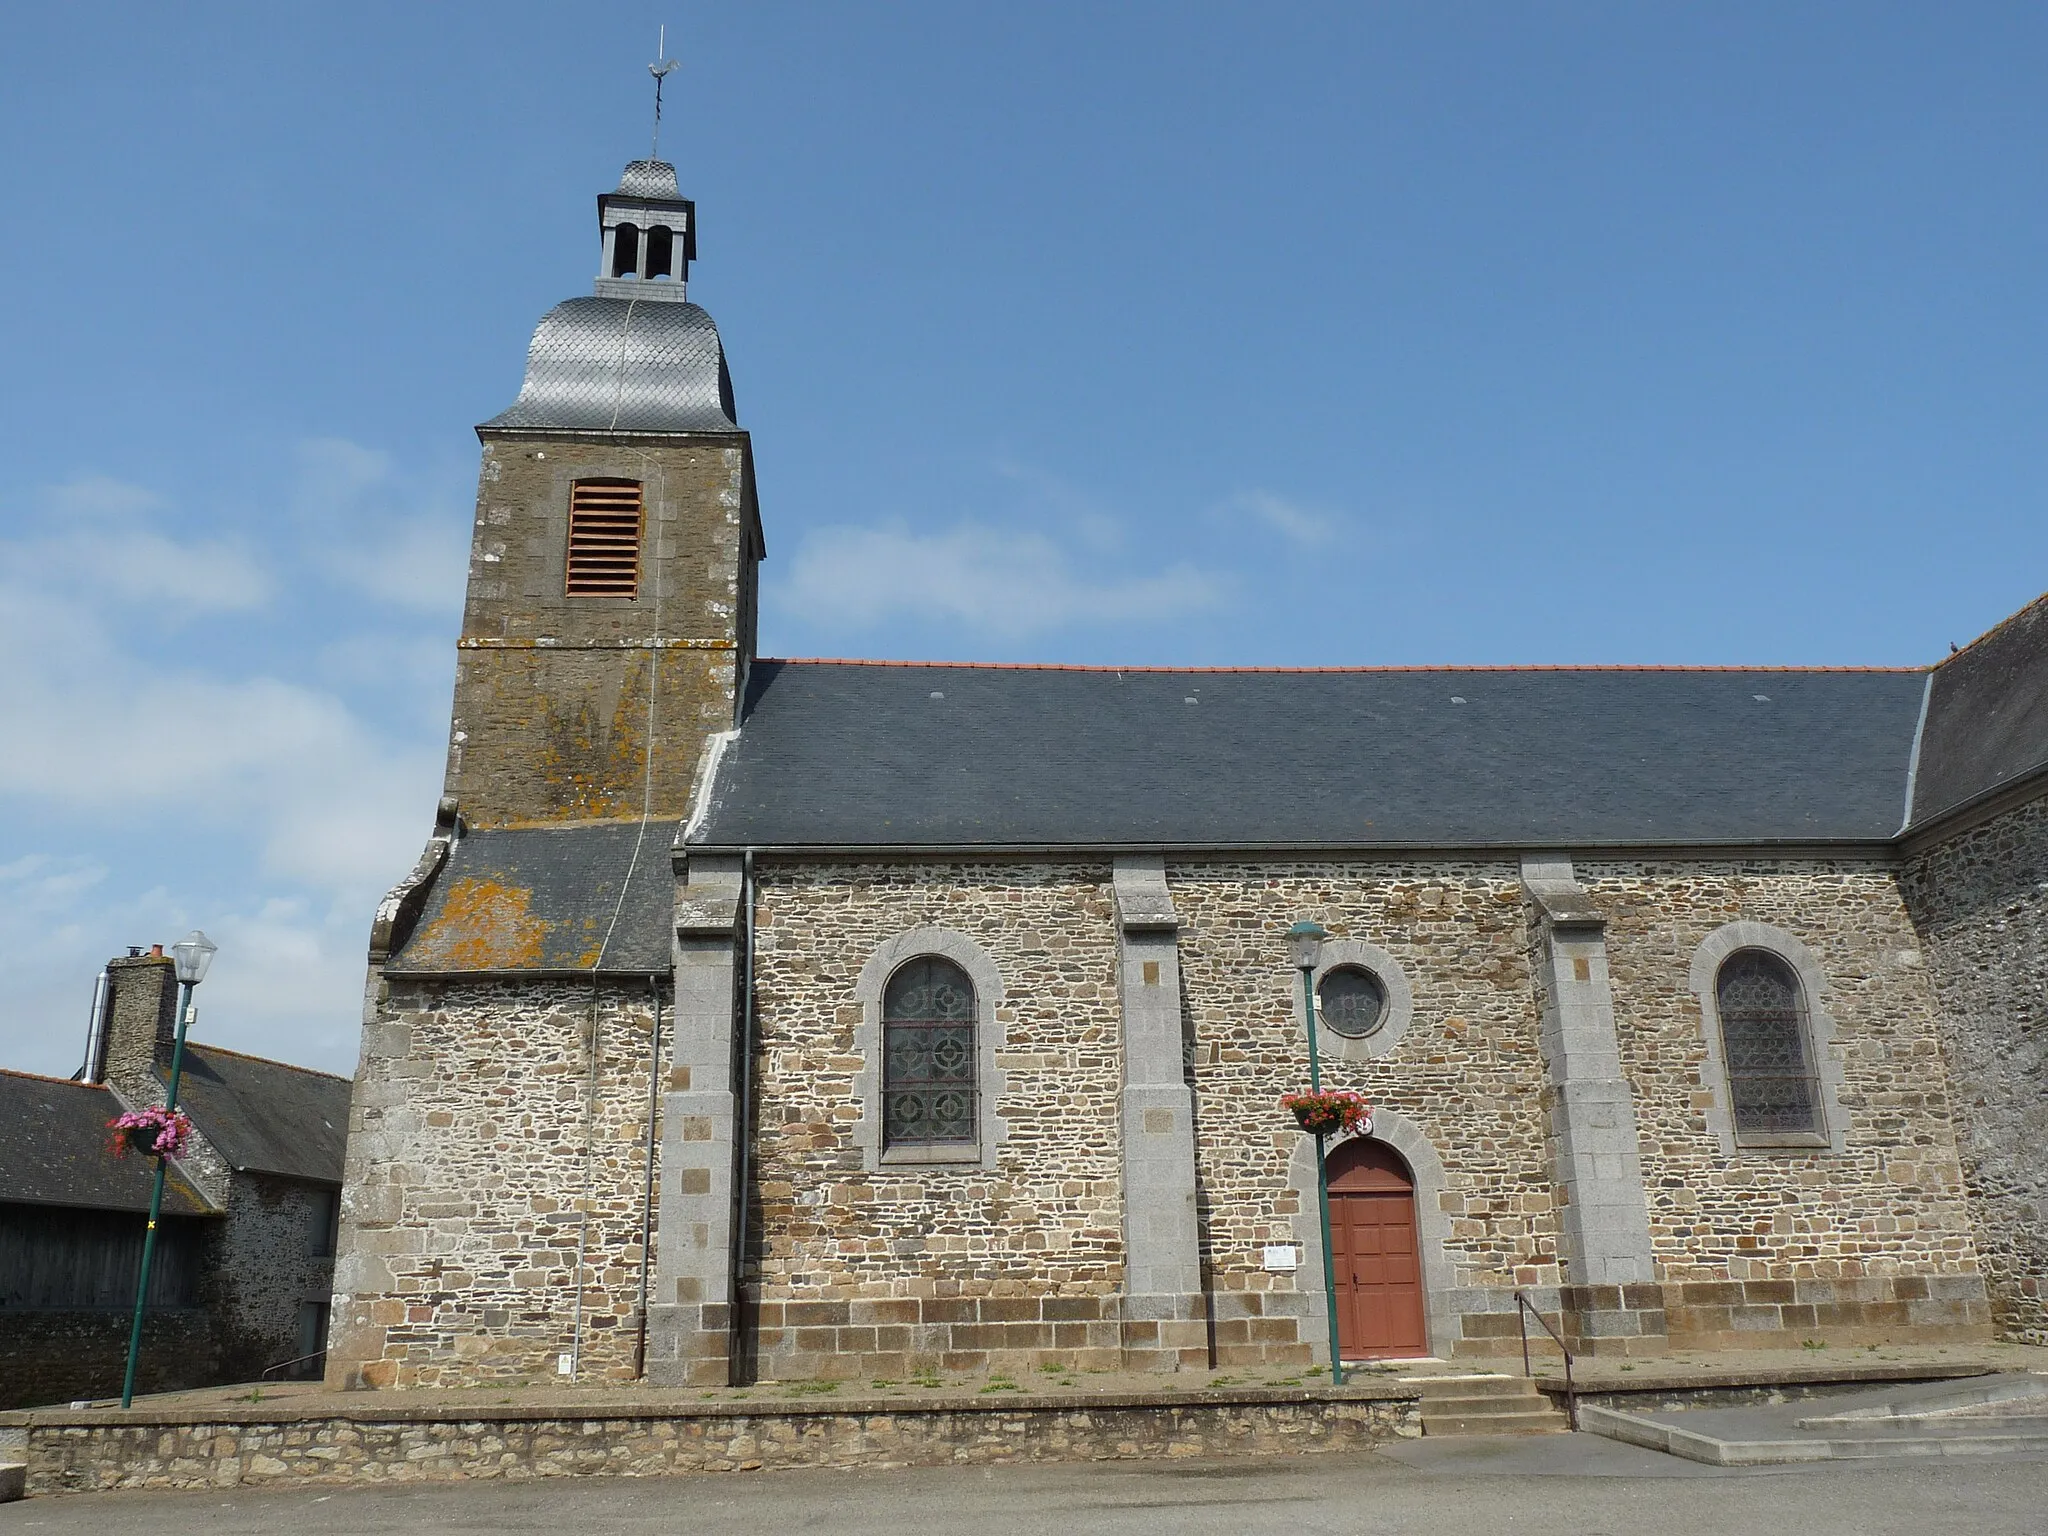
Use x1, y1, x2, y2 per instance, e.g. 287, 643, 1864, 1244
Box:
691, 662, 1930, 849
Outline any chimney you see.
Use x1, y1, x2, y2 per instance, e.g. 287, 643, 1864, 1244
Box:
96, 947, 178, 1094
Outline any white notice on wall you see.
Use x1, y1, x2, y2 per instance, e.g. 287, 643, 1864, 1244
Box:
1262, 1244, 1299, 1272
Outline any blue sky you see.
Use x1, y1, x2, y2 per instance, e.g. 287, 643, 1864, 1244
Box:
2, 3, 2044, 1077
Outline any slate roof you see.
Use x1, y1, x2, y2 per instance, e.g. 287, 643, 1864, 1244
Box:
0, 1072, 214, 1216
170, 1045, 350, 1186
386, 821, 675, 976
479, 297, 738, 436
613, 158, 682, 199
689, 661, 1932, 850
1912, 594, 2048, 827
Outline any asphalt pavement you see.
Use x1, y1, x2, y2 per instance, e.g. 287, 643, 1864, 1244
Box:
7, 1436, 2048, 1536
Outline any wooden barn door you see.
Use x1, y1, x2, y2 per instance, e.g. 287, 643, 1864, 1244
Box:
1326, 1138, 1429, 1359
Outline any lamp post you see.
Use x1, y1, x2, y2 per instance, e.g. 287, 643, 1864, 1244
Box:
120, 929, 217, 1409
1287, 919, 1344, 1388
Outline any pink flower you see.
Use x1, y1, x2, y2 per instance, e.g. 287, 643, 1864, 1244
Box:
108, 1107, 195, 1160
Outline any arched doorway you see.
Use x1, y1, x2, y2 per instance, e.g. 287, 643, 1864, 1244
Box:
1326, 1138, 1429, 1359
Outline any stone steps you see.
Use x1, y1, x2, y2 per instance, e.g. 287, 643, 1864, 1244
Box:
1397, 1371, 1571, 1437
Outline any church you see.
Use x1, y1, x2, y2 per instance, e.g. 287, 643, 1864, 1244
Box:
325, 152, 2046, 1390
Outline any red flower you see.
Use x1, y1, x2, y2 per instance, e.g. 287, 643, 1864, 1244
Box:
1280, 1090, 1371, 1135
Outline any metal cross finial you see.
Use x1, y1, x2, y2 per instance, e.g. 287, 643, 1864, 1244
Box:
649, 25, 681, 161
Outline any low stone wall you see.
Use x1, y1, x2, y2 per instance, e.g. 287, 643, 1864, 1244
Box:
4, 1385, 1420, 1495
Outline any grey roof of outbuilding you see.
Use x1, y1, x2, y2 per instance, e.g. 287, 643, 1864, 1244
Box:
386, 821, 676, 977
0, 1072, 215, 1215
479, 297, 738, 436
689, 661, 1931, 850
168, 1045, 350, 1186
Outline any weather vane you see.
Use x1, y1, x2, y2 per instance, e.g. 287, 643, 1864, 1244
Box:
649, 25, 680, 161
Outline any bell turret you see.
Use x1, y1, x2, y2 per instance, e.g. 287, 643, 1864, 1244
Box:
596, 159, 697, 302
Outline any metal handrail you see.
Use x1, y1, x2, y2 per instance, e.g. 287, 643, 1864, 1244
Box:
260, 1348, 327, 1381
1512, 1290, 1577, 1430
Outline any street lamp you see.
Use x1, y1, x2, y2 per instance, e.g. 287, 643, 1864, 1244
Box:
1286, 919, 1345, 1387
121, 929, 217, 1408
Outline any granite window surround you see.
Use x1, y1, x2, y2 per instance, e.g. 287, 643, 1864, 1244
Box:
850, 927, 1009, 1172
1296, 938, 1418, 1065
1687, 920, 1849, 1156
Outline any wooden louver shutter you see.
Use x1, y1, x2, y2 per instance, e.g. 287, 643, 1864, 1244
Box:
565, 480, 644, 597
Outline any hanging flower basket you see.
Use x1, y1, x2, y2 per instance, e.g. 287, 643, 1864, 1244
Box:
108, 1107, 195, 1161
1281, 1089, 1371, 1136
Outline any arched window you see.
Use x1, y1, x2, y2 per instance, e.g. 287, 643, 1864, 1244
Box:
882, 957, 976, 1148
1715, 949, 1822, 1138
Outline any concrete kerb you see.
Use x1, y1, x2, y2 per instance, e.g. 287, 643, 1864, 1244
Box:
1580, 1400, 2048, 1466
1796, 1371, 2048, 1424
1575, 1370, 2048, 1466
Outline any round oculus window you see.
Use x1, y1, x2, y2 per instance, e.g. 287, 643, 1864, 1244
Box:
1318, 965, 1388, 1039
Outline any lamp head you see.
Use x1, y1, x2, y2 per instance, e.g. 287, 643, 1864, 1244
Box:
1285, 919, 1329, 973
170, 930, 217, 987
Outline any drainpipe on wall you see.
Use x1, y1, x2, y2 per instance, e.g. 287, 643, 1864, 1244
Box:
731, 849, 756, 1384
634, 975, 664, 1377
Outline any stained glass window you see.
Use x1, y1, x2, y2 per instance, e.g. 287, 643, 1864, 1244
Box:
1716, 949, 1822, 1138
883, 957, 977, 1147
1318, 966, 1387, 1039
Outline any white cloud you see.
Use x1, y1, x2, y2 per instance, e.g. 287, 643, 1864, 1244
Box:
1229, 489, 1343, 547
0, 867, 371, 1079
0, 852, 108, 914
188, 897, 373, 1074
0, 592, 438, 893
0, 449, 457, 1080
43, 474, 167, 523
293, 437, 469, 615
774, 520, 1226, 640
5, 476, 272, 615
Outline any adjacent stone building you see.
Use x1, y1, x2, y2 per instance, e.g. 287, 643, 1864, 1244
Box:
325, 152, 2046, 1391
1, 949, 350, 1407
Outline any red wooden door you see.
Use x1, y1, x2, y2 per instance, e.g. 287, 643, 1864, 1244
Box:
1326, 1139, 1428, 1359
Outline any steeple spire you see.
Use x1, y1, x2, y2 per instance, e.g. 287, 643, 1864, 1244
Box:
648, 26, 679, 161
593, 35, 696, 305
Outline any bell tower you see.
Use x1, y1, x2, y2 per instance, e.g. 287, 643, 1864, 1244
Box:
445, 157, 762, 830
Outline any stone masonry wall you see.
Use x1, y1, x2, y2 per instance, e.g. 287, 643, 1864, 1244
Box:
1582, 857, 1989, 1346
451, 436, 753, 829
745, 862, 1125, 1378
1169, 861, 1553, 1361
327, 851, 2011, 1389
0, 1310, 217, 1412
210, 1174, 339, 1380
328, 979, 662, 1388
1903, 794, 2048, 1344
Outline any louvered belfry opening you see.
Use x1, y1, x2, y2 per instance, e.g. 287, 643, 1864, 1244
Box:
565, 479, 645, 598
